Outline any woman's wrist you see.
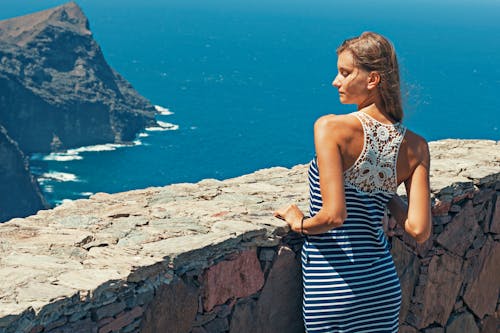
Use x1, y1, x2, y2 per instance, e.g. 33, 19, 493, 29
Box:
297, 215, 306, 235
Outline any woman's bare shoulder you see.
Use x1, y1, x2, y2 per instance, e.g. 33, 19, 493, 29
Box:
404, 128, 430, 163
314, 113, 360, 133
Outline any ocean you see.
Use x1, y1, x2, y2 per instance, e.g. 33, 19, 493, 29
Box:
1, 0, 499, 206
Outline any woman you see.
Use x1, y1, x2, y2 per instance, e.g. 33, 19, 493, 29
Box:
274, 32, 431, 333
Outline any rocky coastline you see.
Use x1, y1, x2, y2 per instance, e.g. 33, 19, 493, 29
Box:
0, 2, 157, 222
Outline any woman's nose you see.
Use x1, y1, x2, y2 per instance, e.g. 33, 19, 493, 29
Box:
332, 74, 341, 88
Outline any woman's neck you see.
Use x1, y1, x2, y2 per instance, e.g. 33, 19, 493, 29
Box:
358, 103, 397, 124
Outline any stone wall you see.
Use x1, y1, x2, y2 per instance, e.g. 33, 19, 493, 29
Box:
0, 139, 499, 333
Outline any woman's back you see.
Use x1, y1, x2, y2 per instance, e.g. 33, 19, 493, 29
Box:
321, 109, 427, 187
304, 110, 407, 332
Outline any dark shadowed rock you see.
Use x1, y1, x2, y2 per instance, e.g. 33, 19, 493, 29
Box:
228, 246, 303, 333
411, 253, 463, 329
446, 311, 479, 333
140, 278, 199, 333
437, 200, 479, 256
0, 125, 47, 221
490, 196, 500, 234
391, 237, 420, 322
463, 237, 500, 319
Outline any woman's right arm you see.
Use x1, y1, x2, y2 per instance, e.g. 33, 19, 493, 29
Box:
387, 139, 432, 244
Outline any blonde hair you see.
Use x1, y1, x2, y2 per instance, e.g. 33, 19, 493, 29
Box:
337, 32, 403, 122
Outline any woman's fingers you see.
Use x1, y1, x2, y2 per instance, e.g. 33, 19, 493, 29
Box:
273, 204, 295, 220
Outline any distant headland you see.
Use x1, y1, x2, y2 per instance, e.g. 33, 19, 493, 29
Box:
0, 2, 157, 222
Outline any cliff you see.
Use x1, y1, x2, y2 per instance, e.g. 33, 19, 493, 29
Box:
0, 139, 498, 333
0, 125, 47, 222
0, 2, 157, 221
0, 1, 156, 152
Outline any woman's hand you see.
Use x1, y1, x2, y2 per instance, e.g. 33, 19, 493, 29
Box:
273, 204, 304, 232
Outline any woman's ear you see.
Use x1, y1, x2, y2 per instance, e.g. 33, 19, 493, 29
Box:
367, 71, 381, 90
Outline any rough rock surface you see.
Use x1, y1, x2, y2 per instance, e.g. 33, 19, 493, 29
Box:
202, 249, 264, 312
0, 139, 498, 333
0, 125, 47, 222
140, 278, 199, 333
0, 2, 157, 222
0, 2, 156, 153
446, 311, 479, 333
228, 246, 303, 333
463, 238, 500, 319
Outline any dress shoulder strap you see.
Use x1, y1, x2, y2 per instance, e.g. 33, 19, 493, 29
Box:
344, 111, 407, 194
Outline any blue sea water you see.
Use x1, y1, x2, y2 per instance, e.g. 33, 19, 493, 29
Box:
1, 0, 499, 206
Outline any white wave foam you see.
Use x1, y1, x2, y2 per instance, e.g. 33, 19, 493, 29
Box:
146, 121, 179, 131
154, 105, 174, 115
138, 133, 149, 138
68, 143, 124, 154
39, 172, 79, 182
43, 185, 54, 193
80, 192, 94, 196
43, 153, 83, 162
157, 121, 179, 129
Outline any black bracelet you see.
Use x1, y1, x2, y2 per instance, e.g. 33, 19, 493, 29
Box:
301, 216, 306, 235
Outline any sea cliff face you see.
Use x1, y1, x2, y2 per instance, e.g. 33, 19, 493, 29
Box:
0, 125, 47, 222
0, 1, 156, 153
0, 2, 157, 221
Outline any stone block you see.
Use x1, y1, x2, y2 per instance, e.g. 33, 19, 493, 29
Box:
254, 246, 303, 333
258, 248, 276, 262
203, 317, 228, 333
463, 238, 500, 319
45, 318, 98, 333
437, 200, 479, 256
140, 278, 198, 333
121, 318, 141, 333
44, 317, 68, 331
16, 282, 77, 305
98, 306, 142, 333
412, 253, 463, 329
193, 312, 217, 327
480, 315, 498, 333
473, 189, 495, 204
56, 269, 123, 293
29, 325, 44, 333
191, 327, 208, 333
489, 196, 500, 234
201, 249, 264, 312
391, 237, 420, 323
399, 325, 419, 333
228, 299, 257, 333
423, 328, 444, 333
446, 311, 479, 333
93, 301, 126, 320
432, 199, 451, 216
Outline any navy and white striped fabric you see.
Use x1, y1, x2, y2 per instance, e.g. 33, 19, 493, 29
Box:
302, 130, 403, 332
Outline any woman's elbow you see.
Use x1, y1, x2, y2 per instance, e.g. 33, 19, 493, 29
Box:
321, 209, 347, 228
414, 229, 431, 244
406, 221, 431, 244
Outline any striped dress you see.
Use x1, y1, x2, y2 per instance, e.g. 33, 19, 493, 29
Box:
302, 111, 406, 333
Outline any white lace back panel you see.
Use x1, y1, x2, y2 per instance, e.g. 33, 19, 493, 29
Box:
344, 111, 407, 194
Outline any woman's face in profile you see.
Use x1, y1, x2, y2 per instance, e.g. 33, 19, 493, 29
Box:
332, 51, 370, 105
